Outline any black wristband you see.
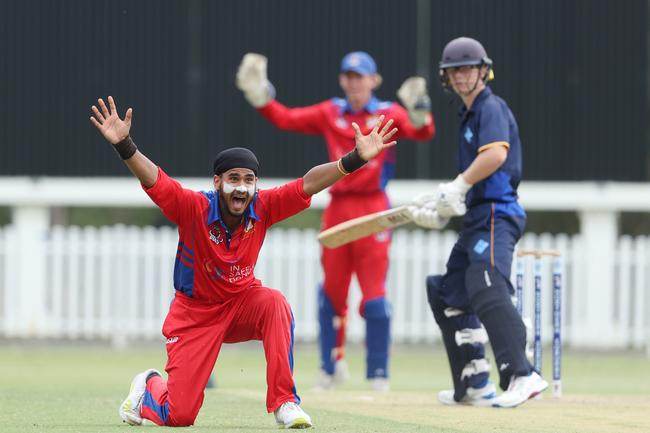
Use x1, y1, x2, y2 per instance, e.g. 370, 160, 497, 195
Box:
340, 148, 367, 173
113, 136, 138, 160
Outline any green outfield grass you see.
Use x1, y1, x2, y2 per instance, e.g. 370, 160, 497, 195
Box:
1, 343, 649, 433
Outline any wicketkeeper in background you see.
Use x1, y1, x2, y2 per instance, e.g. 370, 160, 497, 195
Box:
237, 51, 435, 391
90, 96, 397, 428
408, 37, 548, 407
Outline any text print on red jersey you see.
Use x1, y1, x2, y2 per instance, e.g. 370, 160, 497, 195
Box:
228, 265, 253, 283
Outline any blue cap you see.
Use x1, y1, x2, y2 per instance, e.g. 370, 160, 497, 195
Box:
340, 51, 377, 75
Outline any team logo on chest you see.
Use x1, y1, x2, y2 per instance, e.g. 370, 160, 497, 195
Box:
241, 219, 256, 240
209, 224, 224, 245
335, 118, 348, 129
464, 127, 474, 143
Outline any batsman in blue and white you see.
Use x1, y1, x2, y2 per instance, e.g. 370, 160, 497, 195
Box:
408, 37, 548, 407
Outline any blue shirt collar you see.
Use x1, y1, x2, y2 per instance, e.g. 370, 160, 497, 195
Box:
458, 86, 493, 116
206, 191, 260, 226
341, 95, 380, 114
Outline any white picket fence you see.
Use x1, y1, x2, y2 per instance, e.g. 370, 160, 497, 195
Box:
0, 225, 649, 352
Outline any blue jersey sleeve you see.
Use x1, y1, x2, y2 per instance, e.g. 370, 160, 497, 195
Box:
477, 101, 510, 150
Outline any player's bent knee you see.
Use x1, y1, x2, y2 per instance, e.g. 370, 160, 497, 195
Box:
426, 275, 449, 322
168, 411, 198, 427
426, 275, 444, 304
265, 289, 290, 309
270, 288, 288, 303
259, 290, 292, 324
318, 285, 336, 314
363, 297, 392, 320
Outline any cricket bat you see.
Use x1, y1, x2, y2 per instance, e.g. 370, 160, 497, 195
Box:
318, 205, 412, 249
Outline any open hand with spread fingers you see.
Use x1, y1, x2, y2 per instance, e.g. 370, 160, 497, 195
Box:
90, 96, 132, 145
351, 114, 398, 161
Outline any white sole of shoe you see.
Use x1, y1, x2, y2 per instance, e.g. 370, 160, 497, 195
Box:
492, 381, 549, 408
438, 390, 496, 407
467, 398, 497, 407
281, 417, 312, 429
439, 398, 495, 407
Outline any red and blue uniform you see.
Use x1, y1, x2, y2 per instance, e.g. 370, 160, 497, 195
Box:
259, 96, 434, 379
139, 167, 311, 426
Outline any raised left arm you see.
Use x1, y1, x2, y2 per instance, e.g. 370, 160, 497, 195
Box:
302, 115, 398, 196
90, 96, 158, 187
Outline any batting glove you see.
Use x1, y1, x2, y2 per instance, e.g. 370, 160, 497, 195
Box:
397, 76, 432, 128
236, 53, 275, 108
407, 205, 450, 230
411, 192, 436, 208
407, 193, 449, 230
435, 174, 472, 218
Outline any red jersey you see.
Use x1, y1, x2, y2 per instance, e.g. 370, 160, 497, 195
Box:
258, 96, 435, 196
143, 167, 311, 303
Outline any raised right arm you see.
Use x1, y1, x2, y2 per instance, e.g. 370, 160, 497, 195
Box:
236, 53, 324, 135
302, 115, 397, 196
257, 100, 324, 135
90, 96, 197, 225
89, 96, 158, 187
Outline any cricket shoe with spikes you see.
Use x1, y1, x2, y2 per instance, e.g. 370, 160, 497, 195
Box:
119, 368, 161, 425
491, 371, 549, 408
274, 402, 313, 429
437, 381, 497, 407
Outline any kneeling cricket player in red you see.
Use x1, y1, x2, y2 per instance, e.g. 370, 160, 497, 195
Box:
90, 96, 398, 429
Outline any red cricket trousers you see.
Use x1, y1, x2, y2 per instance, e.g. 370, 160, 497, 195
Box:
140, 286, 299, 426
320, 192, 390, 358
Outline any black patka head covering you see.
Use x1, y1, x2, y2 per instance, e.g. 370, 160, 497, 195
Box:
213, 147, 260, 176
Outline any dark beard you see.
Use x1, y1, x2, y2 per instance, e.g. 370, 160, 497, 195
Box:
217, 186, 246, 220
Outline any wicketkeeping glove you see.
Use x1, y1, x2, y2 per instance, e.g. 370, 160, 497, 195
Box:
236, 53, 275, 108
397, 76, 432, 128
435, 174, 473, 218
407, 193, 450, 230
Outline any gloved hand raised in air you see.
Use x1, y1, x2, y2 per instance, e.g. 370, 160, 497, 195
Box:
435, 174, 473, 217
397, 76, 432, 128
236, 53, 276, 108
407, 193, 450, 230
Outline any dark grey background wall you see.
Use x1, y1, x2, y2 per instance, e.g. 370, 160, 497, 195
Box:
1, 0, 647, 180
